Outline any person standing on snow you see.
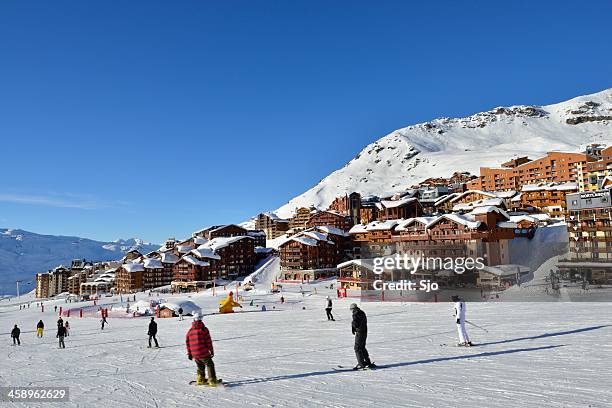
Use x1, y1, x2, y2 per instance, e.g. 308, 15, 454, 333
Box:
57, 323, 67, 349
148, 317, 159, 348
452, 295, 472, 347
325, 296, 335, 321
350, 303, 375, 370
64, 321, 70, 336
36, 320, 45, 338
11, 325, 21, 345
186, 313, 219, 386
100, 316, 108, 330
178, 307, 184, 321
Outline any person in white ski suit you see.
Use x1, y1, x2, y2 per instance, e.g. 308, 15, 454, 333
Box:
452, 295, 472, 346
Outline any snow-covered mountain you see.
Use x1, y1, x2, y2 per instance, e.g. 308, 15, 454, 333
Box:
0, 228, 158, 294
274, 89, 612, 218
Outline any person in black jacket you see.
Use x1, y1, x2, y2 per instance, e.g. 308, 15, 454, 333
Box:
11, 325, 20, 345
57, 324, 67, 349
36, 320, 44, 338
350, 303, 374, 369
325, 296, 335, 321
148, 317, 159, 348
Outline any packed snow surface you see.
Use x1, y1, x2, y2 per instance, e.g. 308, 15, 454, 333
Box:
1, 281, 611, 408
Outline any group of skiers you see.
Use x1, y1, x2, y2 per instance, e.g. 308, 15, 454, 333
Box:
321, 294, 473, 369
8, 292, 476, 382
11, 317, 70, 349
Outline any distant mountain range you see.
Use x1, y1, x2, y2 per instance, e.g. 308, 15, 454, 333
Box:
0, 228, 158, 294
273, 88, 612, 218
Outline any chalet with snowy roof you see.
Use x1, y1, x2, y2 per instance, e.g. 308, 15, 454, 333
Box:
519, 182, 578, 217
116, 262, 145, 293
306, 210, 353, 231
173, 235, 256, 283
123, 249, 143, 262
279, 230, 343, 281
327, 192, 363, 225
377, 196, 422, 221
255, 212, 290, 239
173, 255, 211, 283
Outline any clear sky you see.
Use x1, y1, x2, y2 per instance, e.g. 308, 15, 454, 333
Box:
1, 1, 611, 244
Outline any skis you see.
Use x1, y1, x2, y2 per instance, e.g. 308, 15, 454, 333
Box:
189, 379, 225, 387
334, 363, 377, 371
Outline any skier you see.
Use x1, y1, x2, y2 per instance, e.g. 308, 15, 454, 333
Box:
325, 296, 335, 321
57, 316, 64, 328
350, 303, 375, 369
57, 323, 67, 349
100, 316, 108, 330
148, 317, 159, 348
36, 320, 44, 337
186, 312, 219, 386
452, 295, 472, 347
178, 307, 184, 321
11, 324, 21, 345
280, 296, 285, 304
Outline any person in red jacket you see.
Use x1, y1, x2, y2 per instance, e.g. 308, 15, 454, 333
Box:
186, 312, 219, 386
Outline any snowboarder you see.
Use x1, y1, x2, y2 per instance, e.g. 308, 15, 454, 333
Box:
178, 307, 184, 321
57, 323, 67, 348
325, 296, 335, 321
350, 303, 374, 370
36, 320, 44, 337
186, 313, 219, 386
11, 325, 21, 345
452, 295, 472, 347
100, 316, 108, 330
148, 317, 159, 348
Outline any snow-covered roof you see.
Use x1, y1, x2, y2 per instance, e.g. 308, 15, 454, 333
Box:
176, 245, 194, 254
122, 262, 144, 273
160, 252, 179, 264
426, 214, 482, 230
509, 214, 539, 224
469, 206, 510, 219
193, 236, 208, 245
181, 255, 210, 267
191, 247, 222, 260
454, 197, 506, 211
434, 192, 459, 206
450, 190, 500, 203
199, 236, 253, 252
511, 193, 522, 202
349, 219, 400, 234
143, 258, 163, 269
262, 212, 288, 222
314, 225, 349, 237
159, 300, 202, 315
497, 221, 518, 228
395, 217, 437, 231
521, 182, 578, 192
380, 196, 418, 208
291, 236, 319, 246
337, 258, 376, 271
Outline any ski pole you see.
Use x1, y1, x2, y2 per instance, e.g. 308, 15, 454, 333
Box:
465, 319, 488, 333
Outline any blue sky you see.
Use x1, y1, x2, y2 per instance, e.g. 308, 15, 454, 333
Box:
1, 1, 611, 244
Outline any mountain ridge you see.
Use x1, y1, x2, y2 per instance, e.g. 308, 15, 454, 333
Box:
273, 88, 612, 218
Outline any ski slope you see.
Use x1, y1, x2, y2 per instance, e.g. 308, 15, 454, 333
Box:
1, 284, 611, 408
